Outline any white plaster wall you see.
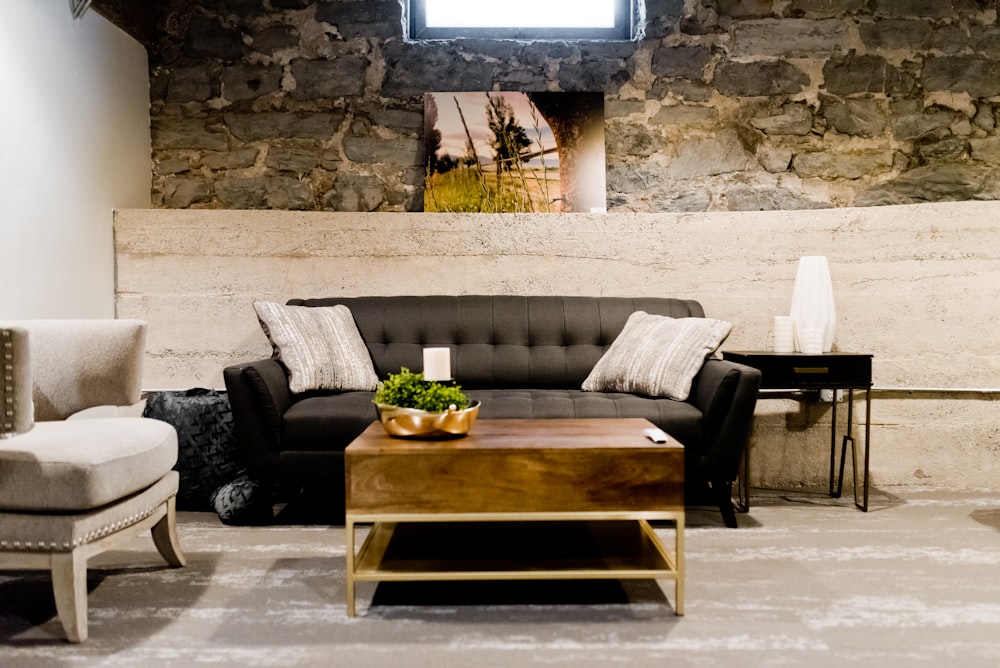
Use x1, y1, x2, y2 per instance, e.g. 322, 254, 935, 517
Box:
114, 203, 1000, 490
0, 0, 150, 319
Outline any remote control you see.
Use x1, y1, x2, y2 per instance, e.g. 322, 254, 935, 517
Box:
644, 427, 668, 443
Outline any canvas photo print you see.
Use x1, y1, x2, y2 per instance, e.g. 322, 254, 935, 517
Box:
423, 91, 606, 213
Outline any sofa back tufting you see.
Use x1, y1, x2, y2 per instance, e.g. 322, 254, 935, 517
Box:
286, 295, 705, 390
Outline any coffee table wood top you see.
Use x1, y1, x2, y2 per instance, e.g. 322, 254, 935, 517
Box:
345, 418, 684, 516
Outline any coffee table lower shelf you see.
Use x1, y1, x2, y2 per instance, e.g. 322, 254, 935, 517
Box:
345, 513, 684, 617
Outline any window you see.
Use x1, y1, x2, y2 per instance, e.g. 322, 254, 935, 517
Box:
408, 0, 640, 41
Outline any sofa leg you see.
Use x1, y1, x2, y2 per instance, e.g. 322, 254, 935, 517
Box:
712, 480, 739, 528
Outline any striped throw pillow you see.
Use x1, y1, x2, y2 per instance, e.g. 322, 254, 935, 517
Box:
582, 311, 732, 401
254, 302, 379, 394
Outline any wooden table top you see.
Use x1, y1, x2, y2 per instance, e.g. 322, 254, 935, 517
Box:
345, 418, 685, 516
346, 417, 683, 453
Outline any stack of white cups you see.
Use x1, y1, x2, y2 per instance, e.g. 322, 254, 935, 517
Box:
800, 327, 824, 354
773, 316, 795, 353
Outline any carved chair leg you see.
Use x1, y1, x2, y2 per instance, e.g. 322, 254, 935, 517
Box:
51, 549, 88, 643
151, 496, 187, 568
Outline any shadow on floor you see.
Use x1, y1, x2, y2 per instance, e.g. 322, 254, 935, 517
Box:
971, 507, 1000, 531
742, 484, 905, 511
680, 485, 909, 529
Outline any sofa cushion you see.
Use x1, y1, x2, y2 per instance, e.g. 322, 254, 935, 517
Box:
282, 392, 379, 452
582, 311, 732, 401
281, 389, 704, 456
470, 388, 704, 449
0, 417, 177, 512
254, 301, 378, 394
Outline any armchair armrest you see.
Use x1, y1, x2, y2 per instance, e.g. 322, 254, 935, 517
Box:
689, 358, 762, 482
223, 358, 292, 479
1, 327, 33, 436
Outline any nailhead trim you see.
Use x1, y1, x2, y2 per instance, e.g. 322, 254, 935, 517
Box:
1, 329, 14, 433
0, 489, 177, 552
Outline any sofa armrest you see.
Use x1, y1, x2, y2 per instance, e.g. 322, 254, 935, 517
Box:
222, 358, 292, 479
689, 358, 762, 483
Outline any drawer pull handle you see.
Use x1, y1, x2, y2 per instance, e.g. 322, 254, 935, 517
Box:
794, 366, 829, 374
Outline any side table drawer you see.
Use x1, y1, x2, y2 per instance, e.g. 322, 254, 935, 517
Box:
723, 352, 872, 389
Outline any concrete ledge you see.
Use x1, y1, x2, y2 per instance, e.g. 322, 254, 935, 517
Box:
114, 202, 1000, 488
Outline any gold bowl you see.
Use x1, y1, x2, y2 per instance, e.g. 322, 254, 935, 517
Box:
375, 401, 480, 439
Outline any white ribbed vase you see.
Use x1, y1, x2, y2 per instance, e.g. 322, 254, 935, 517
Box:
789, 256, 836, 353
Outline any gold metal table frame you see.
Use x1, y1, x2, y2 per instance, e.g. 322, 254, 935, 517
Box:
345, 511, 685, 617
343, 418, 686, 617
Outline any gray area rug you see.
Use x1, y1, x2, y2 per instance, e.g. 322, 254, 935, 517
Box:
3, 487, 1000, 667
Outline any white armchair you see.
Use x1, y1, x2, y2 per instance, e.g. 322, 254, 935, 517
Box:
0, 319, 185, 642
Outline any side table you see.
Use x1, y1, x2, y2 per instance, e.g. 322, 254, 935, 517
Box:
722, 351, 873, 512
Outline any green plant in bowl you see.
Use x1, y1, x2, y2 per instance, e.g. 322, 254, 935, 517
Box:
373, 367, 470, 412
374, 368, 478, 439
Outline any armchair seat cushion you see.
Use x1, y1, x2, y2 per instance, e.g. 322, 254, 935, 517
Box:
0, 471, 180, 552
0, 417, 177, 512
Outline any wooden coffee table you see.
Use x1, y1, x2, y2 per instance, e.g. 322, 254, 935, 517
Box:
344, 418, 685, 616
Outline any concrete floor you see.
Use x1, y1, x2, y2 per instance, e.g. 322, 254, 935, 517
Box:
3, 485, 1000, 667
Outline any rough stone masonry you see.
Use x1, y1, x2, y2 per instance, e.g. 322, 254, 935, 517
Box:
148, 0, 1000, 213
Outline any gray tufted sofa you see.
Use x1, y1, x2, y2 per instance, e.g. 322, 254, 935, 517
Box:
223, 295, 761, 527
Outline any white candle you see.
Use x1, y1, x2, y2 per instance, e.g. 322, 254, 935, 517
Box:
423, 347, 451, 381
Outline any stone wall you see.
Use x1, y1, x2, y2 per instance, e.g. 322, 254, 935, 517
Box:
149, 0, 1000, 213
114, 202, 1000, 490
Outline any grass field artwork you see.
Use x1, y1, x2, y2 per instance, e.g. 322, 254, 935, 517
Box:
424, 92, 606, 213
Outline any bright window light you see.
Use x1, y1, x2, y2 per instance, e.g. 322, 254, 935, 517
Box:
409, 0, 637, 40
425, 0, 617, 29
